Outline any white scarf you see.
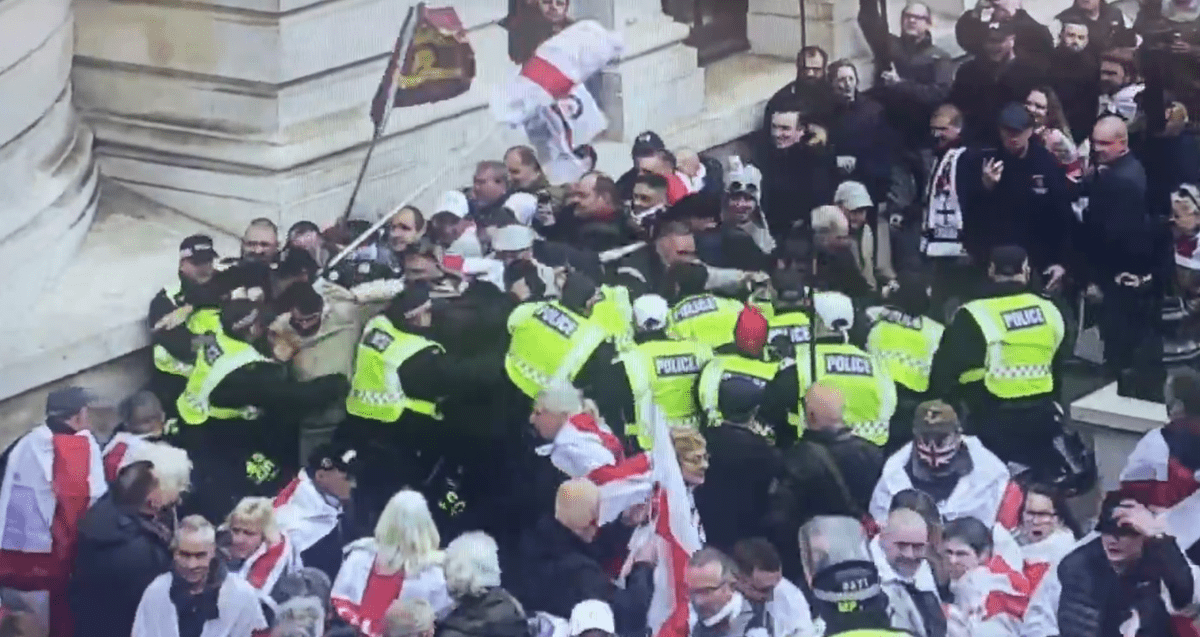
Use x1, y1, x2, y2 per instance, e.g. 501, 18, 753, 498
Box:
274, 471, 341, 553
236, 535, 301, 612
923, 146, 968, 258
131, 571, 267, 637
330, 539, 452, 637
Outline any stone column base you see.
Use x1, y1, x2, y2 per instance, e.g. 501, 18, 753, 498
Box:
748, 0, 873, 68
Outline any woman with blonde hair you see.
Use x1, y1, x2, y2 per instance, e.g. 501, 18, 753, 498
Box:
222, 497, 301, 615
330, 490, 451, 637
670, 428, 709, 544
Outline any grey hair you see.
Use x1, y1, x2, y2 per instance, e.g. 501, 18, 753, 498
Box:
385, 598, 436, 637
444, 531, 502, 598
688, 546, 737, 581
1165, 367, 1200, 417
274, 597, 325, 637
126, 442, 192, 502
173, 515, 216, 549
536, 378, 584, 415
272, 567, 332, 610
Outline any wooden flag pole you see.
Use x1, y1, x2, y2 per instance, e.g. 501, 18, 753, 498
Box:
338, 3, 419, 224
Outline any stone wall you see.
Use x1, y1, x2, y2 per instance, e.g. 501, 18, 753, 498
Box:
0, 0, 99, 327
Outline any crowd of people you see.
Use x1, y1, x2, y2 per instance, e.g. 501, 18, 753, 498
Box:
4, 0, 1200, 636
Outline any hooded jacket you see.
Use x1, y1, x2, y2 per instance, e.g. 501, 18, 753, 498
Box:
436, 587, 528, 637
70, 492, 173, 637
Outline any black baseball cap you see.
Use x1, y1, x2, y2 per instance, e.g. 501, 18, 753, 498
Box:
632, 131, 666, 157
998, 102, 1034, 131
984, 19, 1015, 40
307, 441, 362, 477
179, 234, 218, 262
989, 245, 1028, 276
46, 386, 97, 420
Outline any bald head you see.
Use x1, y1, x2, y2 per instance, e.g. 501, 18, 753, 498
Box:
1092, 115, 1129, 164
804, 383, 845, 430
555, 478, 600, 541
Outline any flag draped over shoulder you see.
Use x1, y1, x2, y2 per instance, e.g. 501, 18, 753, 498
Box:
623, 409, 702, 637
370, 2, 476, 129
1119, 427, 1200, 552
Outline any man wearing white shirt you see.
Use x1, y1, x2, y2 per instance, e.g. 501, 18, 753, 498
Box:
730, 538, 819, 637
869, 508, 946, 637
132, 516, 266, 637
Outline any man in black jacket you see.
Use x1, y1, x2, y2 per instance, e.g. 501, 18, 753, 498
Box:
1083, 116, 1163, 379
762, 47, 838, 132
1049, 17, 1102, 143
764, 383, 883, 581
1056, 0, 1134, 54
950, 22, 1044, 143
960, 103, 1073, 282
516, 479, 655, 636
70, 461, 175, 637
758, 102, 839, 239
1023, 492, 1200, 637
955, 0, 1053, 70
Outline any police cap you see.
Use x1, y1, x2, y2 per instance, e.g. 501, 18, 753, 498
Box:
307, 441, 361, 477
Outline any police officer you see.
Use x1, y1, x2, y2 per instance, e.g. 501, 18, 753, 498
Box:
929, 245, 1067, 479
697, 306, 780, 429
759, 292, 897, 448
590, 282, 635, 351
175, 298, 347, 522
342, 282, 454, 527
504, 271, 617, 408
601, 294, 713, 450
665, 262, 744, 349
798, 518, 909, 636
764, 269, 813, 359
147, 235, 225, 413
864, 271, 944, 453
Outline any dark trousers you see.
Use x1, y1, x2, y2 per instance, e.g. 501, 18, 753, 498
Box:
175, 419, 292, 524
1101, 282, 1161, 378
971, 401, 1062, 479
926, 258, 982, 323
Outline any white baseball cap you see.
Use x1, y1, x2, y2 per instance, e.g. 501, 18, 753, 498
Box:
492, 224, 536, 252
632, 294, 670, 332
436, 190, 470, 219
833, 181, 872, 211
814, 291, 854, 331
504, 192, 539, 226
569, 600, 615, 636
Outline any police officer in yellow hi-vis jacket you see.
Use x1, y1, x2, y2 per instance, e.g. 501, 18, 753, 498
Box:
759, 292, 897, 449
665, 261, 745, 350
929, 245, 1067, 478
340, 282, 453, 524
175, 298, 347, 523
865, 271, 944, 453
596, 294, 713, 450
764, 269, 813, 358
147, 234, 226, 415
697, 305, 780, 429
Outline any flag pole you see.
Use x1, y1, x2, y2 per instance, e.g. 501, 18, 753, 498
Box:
322, 122, 504, 274
338, 3, 420, 224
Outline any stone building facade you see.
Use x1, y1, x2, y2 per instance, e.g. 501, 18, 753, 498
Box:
0, 0, 970, 440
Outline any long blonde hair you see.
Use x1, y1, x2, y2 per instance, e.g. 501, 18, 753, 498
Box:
374, 490, 443, 574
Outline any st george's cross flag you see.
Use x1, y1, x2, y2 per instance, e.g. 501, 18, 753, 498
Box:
621, 408, 702, 637
370, 3, 476, 130
491, 20, 623, 126
1119, 426, 1200, 553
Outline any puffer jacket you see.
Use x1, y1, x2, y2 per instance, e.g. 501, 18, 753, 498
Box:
436, 587, 529, 637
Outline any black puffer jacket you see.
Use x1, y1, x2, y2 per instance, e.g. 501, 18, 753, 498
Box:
69, 493, 173, 637
436, 587, 528, 637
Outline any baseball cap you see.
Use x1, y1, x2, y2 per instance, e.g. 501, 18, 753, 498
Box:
632, 294, 670, 332
912, 400, 961, 437
998, 102, 1034, 131
569, 600, 615, 636
833, 181, 873, 210
985, 19, 1015, 39
492, 224, 536, 252
46, 386, 97, 420
504, 192, 539, 226
989, 245, 1028, 276
179, 234, 218, 262
632, 131, 666, 157
435, 190, 470, 219
814, 291, 854, 331
307, 441, 362, 477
